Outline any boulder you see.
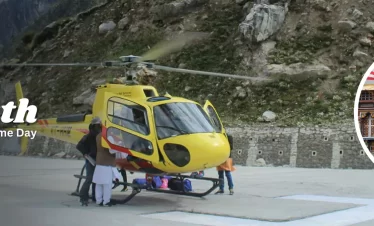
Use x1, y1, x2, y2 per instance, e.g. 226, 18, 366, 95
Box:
239, 3, 289, 42
232, 86, 247, 99
99, 21, 116, 34
118, 17, 129, 30
337, 20, 356, 33
359, 37, 371, 46
262, 110, 276, 122
84, 93, 96, 106
365, 22, 374, 33
73, 90, 96, 106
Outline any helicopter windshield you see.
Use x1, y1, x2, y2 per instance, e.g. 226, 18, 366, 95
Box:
154, 102, 215, 139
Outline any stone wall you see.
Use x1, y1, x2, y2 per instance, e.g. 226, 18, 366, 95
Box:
1, 122, 373, 169
226, 122, 374, 169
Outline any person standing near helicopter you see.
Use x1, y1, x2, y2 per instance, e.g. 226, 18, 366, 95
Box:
92, 117, 117, 207
215, 134, 235, 195
76, 117, 102, 206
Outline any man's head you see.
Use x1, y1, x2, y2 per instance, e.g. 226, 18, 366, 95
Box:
91, 117, 101, 124
89, 117, 102, 135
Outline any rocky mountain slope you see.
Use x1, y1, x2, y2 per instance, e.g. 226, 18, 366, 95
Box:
1, 0, 374, 127
0, 0, 105, 58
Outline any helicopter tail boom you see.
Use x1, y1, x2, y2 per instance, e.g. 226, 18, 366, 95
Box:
12, 81, 91, 149
17, 118, 91, 146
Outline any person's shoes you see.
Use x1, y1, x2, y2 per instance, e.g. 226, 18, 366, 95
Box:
229, 189, 234, 195
121, 187, 128, 192
98, 201, 103, 206
80, 200, 88, 206
215, 189, 224, 194
103, 202, 112, 207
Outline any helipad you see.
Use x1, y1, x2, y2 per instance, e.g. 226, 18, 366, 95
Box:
1, 155, 374, 226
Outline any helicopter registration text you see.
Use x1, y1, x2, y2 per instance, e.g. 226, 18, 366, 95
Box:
50, 126, 72, 137
0, 129, 37, 139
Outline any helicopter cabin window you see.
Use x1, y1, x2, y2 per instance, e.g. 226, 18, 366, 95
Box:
206, 106, 222, 133
153, 102, 216, 139
106, 127, 154, 155
107, 97, 149, 135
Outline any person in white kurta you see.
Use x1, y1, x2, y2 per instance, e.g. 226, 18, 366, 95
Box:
92, 133, 122, 206
92, 165, 113, 206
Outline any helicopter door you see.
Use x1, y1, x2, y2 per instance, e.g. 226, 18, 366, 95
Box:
101, 93, 159, 163
203, 100, 226, 135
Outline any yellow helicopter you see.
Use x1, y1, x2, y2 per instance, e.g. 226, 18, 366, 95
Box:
1, 32, 270, 203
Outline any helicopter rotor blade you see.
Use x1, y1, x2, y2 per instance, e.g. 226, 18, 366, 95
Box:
137, 32, 209, 62
153, 65, 272, 81
0, 61, 133, 68
0, 62, 103, 67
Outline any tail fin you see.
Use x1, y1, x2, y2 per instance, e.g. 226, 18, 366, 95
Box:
19, 135, 29, 156
14, 81, 28, 156
15, 81, 24, 105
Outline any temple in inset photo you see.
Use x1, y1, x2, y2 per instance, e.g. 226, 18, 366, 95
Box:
358, 70, 374, 152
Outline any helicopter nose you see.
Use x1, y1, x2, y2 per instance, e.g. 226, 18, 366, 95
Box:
162, 133, 230, 171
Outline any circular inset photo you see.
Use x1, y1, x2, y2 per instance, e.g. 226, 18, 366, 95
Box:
355, 63, 374, 163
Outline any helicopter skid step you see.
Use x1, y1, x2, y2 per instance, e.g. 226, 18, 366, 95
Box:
148, 173, 222, 198
110, 181, 142, 204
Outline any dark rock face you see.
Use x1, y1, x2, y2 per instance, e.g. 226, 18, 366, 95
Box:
0, 0, 105, 58
0, 0, 57, 51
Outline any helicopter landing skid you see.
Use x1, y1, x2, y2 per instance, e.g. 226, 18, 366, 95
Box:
70, 164, 86, 196
71, 165, 222, 204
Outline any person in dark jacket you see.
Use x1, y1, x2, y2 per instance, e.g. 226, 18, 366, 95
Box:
76, 117, 102, 206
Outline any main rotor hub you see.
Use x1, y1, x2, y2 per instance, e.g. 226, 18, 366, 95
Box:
119, 55, 141, 63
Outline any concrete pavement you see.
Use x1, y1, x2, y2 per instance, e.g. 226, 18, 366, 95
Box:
1, 155, 374, 226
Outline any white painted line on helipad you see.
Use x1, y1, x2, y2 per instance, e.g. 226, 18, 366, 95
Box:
142, 195, 374, 226
143, 211, 276, 226
278, 195, 374, 205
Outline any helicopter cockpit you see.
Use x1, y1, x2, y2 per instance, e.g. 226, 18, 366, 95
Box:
102, 92, 230, 170
153, 102, 216, 139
